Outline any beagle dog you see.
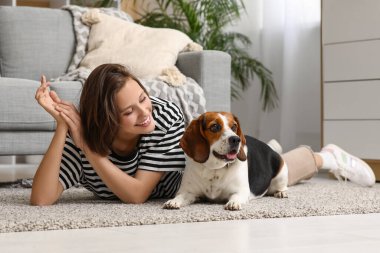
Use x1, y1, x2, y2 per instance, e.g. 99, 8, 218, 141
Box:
163, 112, 288, 211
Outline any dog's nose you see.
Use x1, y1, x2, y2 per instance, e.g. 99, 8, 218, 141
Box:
228, 136, 240, 146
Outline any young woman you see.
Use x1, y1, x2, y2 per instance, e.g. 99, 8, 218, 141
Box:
31, 63, 185, 205
31, 63, 375, 206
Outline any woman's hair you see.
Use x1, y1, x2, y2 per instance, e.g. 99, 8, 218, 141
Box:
80, 63, 148, 156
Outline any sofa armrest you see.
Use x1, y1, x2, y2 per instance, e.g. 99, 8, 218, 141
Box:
176, 50, 231, 112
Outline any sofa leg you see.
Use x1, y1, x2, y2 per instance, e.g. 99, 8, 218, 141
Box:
0, 155, 39, 183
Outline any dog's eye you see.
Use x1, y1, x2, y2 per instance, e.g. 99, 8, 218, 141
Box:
209, 124, 221, 133
231, 124, 238, 132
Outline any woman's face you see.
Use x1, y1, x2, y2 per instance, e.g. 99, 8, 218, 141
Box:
115, 79, 155, 139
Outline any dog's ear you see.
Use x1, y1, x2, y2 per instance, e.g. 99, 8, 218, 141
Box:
180, 115, 210, 163
233, 115, 247, 161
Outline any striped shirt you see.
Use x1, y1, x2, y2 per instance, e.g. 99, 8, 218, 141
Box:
58, 96, 186, 200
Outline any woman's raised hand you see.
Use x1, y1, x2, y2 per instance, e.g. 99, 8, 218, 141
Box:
35, 75, 65, 125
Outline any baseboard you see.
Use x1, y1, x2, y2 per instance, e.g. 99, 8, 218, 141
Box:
365, 160, 380, 182
0, 164, 38, 183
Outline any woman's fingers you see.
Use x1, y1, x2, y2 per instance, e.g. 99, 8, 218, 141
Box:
35, 90, 41, 100
60, 112, 78, 138
35, 84, 45, 100
35, 88, 46, 101
57, 102, 79, 114
56, 104, 80, 125
60, 110, 75, 127
40, 75, 51, 88
59, 110, 83, 149
59, 100, 78, 111
41, 75, 46, 84
36, 75, 52, 101
50, 91, 61, 103
59, 107, 79, 129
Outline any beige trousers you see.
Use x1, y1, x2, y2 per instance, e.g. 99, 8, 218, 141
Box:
281, 146, 318, 186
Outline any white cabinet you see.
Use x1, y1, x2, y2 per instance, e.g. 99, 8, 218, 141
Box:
324, 40, 380, 81
322, 0, 380, 43
322, 0, 380, 179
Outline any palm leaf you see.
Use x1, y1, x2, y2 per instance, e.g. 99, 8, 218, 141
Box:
134, 0, 278, 111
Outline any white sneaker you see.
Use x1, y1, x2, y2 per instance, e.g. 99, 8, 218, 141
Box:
321, 144, 376, 187
267, 139, 283, 154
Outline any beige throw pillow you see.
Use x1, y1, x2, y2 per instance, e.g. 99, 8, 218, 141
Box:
80, 9, 202, 86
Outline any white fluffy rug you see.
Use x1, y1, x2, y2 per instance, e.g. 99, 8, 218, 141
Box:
1, 177, 380, 233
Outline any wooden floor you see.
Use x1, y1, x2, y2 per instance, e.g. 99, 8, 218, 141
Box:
1, 213, 380, 252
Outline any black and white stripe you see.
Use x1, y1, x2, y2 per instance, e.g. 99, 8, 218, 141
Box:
58, 96, 185, 200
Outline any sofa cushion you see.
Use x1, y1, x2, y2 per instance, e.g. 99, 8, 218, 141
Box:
79, 9, 202, 86
0, 78, 82, 131
0, 7, 75, 80
62, 5, 134, 73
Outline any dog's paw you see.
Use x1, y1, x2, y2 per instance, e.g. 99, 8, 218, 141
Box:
224, 200, 242, 211
162, 199, 182, 209
274, 191, 288, 198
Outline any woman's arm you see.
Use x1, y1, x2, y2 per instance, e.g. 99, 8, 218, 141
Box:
84, 149, 163, 204
31, 76, 67, 206
30, 124, 66, 205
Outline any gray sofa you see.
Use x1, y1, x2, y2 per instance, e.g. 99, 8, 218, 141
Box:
0, 6, 231, 157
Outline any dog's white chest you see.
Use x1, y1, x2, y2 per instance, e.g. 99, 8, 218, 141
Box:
177, 157, 250, 205
200, 169, 228, 200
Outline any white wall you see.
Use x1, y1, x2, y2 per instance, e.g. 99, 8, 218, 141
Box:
231, 0, 321, 152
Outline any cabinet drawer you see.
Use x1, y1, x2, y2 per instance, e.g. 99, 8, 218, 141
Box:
322, 0, 380, 44
324, 80, 380, 119
323, 40, 380, 82
323, 120, 380, 159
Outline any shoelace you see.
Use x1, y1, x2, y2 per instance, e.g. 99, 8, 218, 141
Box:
330, 168, 348, 183
324, 147, 351, 183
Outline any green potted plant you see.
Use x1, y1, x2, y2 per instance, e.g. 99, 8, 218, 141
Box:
133, 0, 278, 111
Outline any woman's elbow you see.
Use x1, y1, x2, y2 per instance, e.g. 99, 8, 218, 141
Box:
127, 199, 145, 204
122, 194, 149, 204
30, 183, 62, 206
30, 197, 54, 206
30, 193, 57, 206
